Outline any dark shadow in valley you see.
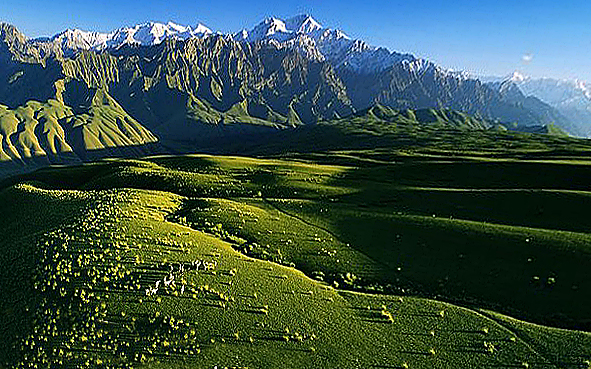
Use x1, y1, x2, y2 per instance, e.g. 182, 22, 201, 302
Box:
0, 142, 167, 188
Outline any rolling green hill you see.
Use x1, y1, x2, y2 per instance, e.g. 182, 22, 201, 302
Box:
196, 104, 583, 157
2, 148, 591, 368
1, 90, 564, 179
0, 83, 162, 177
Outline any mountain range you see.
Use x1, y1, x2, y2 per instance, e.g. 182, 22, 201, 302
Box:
0, 15, 587, 176
506, 72, 591, 137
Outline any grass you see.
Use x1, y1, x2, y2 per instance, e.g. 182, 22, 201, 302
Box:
1, 149, 591, 368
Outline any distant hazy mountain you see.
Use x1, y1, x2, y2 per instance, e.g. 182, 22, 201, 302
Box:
480, 72, 591, 137
482, 77, 577, 135
507, 73, 591, 137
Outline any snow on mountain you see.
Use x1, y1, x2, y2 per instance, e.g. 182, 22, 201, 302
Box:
233, 15, 417, 74
268, 35, 326, 62
482, 71, 591, 103
30, 15, 465, 76
239, 17, 291, 42
33, 21, 212, 55
481, 72, 591, 105
508, 73, 591, 107
575, 80, 591, 100
494, 72, 591, 137
103, 21, 212, 49
510, 71, 526, 83
234, 15, 324, 42
285, 14, 323, 34
46, 29, 111, 50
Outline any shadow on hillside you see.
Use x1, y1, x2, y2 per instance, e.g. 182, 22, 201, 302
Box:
162, 121, 591, 162
319, 158, 591, 332
0, 142, 167, 186
178, 125, 429, 156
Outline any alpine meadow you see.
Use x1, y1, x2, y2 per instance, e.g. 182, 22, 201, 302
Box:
1, 7, 591, 369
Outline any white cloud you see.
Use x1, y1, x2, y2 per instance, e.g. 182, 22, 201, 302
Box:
522, 53, 533, 63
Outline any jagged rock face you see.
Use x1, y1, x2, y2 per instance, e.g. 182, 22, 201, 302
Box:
0, 17, 579, 171
0, 24, 162, 175
0, 16, 581, 180
1, 30, 356, 140
339, 62, 575, 130
0, 23, 42, 64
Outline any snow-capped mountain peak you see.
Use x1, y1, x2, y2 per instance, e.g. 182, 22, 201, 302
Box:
257, 17, 289, 37
240, 14, 324, 42
231, 14, 416, 74
32, 15, 417, 74
165, 21, 188, 33
107, 21, 212, 48
192, 23, 212, 35
265, 17, 287, 31
507, 71, 590, 100
239, 17, 295, 42
44, 28, 111, 50
507, 72, 591, 102
511, 71, 527, 83
33, 21, 213, 55
284, 14, 323, 34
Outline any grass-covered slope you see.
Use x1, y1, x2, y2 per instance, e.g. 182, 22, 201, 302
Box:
196, 104, 591, 158
0, 86, 162, 177
2, 151, 591, 368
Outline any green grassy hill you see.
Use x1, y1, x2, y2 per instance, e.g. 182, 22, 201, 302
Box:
0, 85, 162, 177
2, 96, 566, 180
196, 104, 590, 158
2, 149, 591, 368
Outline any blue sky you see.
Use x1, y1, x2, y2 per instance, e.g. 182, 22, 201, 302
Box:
2, 0, 590, 81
